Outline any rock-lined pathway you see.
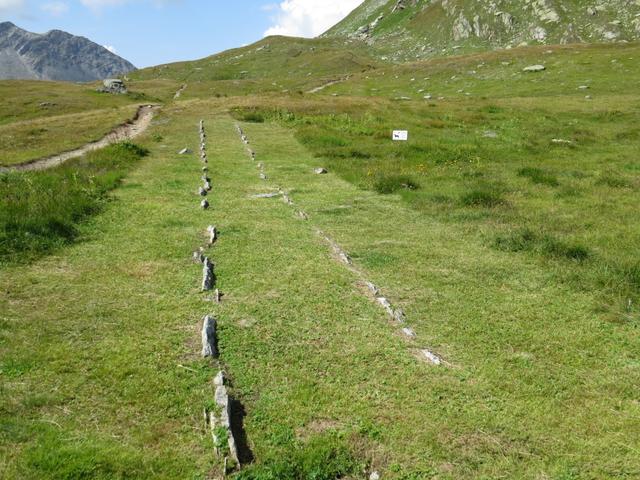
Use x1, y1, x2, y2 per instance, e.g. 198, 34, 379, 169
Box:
0, 105, 159, 173
192, 119, 241, 474
234, 123, 445, 366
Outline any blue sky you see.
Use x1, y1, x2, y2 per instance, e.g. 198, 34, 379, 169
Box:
0, 0, 364, 67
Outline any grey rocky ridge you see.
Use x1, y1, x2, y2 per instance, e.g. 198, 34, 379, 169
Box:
0, 22, 135, 81
324, 0, 640, 61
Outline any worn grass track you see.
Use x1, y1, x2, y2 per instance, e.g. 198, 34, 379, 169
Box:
234, 117, 640, 478
2, 94, 639, 479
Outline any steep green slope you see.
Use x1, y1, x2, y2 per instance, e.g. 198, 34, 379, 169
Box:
326, 0, 640, 60
131, 36, 382, 97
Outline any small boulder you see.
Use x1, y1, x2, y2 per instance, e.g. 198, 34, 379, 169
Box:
178, 148, 191, 155
99, 78, 127, 94
523, 64, 546, 72
314, 167, 328, 174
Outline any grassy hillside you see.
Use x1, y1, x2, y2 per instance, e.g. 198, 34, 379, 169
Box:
326, 0, 640, 60
1, 9, 640, 480
131, 36, 383, 98
0, 80, 164, 166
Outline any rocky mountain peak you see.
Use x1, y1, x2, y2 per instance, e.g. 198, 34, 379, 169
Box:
0, 23, 136, 82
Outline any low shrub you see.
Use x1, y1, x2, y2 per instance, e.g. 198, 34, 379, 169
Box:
518, 167, 559, 187
494, 228, 590, 262
461, 187, 506, 207
374, 175, 420, 194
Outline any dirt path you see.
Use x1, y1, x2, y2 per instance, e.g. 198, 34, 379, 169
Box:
306, 78, 346, 94
174, 84, 187, 99
0, 105, 160, 173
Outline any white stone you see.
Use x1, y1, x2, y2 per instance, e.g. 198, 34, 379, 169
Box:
421, 349, 442, 365
201, 315, 218, 358
523, 64, 546, 72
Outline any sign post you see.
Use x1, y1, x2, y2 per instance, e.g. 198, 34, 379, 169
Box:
392, 130, 408, 141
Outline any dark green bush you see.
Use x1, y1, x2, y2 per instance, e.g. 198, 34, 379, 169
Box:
242, 112, 265, 123
494, 228, 590, 262
518, 167, 559, 186
461, 188, 506, 207
374, 175, 420, 194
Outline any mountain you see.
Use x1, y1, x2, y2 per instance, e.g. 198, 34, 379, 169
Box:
0, 22, 136, 82
324, 0, 640, 60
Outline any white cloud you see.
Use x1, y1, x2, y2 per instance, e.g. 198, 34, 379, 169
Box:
41, 1, 69, 16
103, 44, 117, 54
0, 0, 25, 13
79, 0, 179, 13
264, 0, 364, 38
80, 0, 127, 11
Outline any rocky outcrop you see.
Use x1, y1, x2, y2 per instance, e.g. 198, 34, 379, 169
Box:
0, 22, 135, 82
325, 0, 640, 61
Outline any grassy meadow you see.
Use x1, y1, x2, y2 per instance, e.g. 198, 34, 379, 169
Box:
0, 79, 168, 166
1, 39, 639, 479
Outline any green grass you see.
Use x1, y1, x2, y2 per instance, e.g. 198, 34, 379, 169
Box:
0, 105, 141, 166
1, 36, 640, 480
0, 78, 170, 167
0, 142, 148, 263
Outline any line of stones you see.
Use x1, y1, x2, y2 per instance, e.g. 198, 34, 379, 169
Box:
195, 119, 240, 473
235, 123, 444, 366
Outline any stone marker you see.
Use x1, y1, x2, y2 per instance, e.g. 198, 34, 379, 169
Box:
402, 327, 416, 338
376, 297, 393, 316
193, 247, 205, 264
421, 350, 442, 365
207, 225, 218, 245
201, 199, 210, 209
523, 64, 546, 72
297, 210, 309, 220
314, 167, 328, 174
199, 187, 208, 197
214, 370, 224, 387
214, 289, 221, 303
370, 472, 381, 480
210, 372, 240, 466
201, 315, 218, 358
338, 252, 352, 265
259, 173, 267, 180
202, 257, 215, 291
179, 148, 191, 155
365, 281, 380, 296
393, 309, 406, 323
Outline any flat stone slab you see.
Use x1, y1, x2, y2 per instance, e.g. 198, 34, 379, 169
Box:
523, 64, 546, 72
251, 192, 281, 199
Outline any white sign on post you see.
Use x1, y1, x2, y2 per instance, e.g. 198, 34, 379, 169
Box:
392, 130, 408, 141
